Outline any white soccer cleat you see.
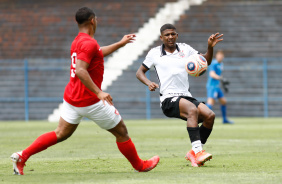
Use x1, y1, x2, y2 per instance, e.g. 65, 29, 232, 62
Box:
10, 151, 26, 175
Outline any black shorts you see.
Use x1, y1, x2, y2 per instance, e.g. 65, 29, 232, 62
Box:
161, 96, 203, 121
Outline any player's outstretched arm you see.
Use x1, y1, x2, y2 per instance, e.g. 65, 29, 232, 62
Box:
101, 34, 136, 57
203, 33, 224, 65
136, 65, 159, 91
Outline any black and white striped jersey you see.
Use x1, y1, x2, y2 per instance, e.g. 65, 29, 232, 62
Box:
143, 43, 199, 102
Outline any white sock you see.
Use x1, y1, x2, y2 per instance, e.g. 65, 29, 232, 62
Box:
192, 140, 202, 154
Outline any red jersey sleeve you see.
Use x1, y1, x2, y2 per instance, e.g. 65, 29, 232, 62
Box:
77, 40, 98, 63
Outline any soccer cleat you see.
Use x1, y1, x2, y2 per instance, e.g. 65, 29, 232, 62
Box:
10, 151, 26, 175
138, 155, 160, 172
185, 149, 203, 167
195, 150, 212, 165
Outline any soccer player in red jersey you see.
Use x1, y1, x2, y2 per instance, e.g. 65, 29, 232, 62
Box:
10, 7, 159, 175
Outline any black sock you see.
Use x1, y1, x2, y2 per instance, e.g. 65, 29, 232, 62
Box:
187, 127, 201, 143
199, 125, 212, 144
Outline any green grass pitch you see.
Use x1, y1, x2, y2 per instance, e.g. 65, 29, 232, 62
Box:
0, 118, 282, 184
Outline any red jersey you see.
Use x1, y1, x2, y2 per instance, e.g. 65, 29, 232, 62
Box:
64, 33, 104, 107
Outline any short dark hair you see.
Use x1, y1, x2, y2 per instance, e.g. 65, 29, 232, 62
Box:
75, 7, 95, 25
160, 24, 176, 33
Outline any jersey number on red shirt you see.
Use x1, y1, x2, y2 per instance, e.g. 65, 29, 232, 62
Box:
71, 52, 77, 78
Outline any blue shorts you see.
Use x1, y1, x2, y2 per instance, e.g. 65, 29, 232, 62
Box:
207, 87, 224, 99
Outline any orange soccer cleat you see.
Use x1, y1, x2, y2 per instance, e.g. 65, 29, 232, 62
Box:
185, 149, 203, 167
195, 150, 212, 165
138, 155, 160, 172
10, 151, 26, 175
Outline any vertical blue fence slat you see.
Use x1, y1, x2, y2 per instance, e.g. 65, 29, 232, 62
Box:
263, 58, 268, 118
145, 71, 151, 120
24, 59, 29, 122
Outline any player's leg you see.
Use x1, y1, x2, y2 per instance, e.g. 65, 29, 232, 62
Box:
192, 103, 214, 166
178, 98, 213, 167
206, 98, 215, 110
87, 101, 159, 172
179, 98, 211, 166
23, 117, 78, 159
11, 117, 79, 175
108, 119, 159, 172
179, 98, 201, 166
179, 98, 201, 154
206, 87, 216, 110
197, 103, 215, 146
107, 120, 141, 170
219, 96, 234, 124
11, 101, 81, 175
107, 118, 129, 142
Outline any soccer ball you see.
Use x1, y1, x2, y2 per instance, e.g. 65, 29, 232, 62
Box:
185, 54, 208, 77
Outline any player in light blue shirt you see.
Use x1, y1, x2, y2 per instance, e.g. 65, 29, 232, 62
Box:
206, 50, 233, 124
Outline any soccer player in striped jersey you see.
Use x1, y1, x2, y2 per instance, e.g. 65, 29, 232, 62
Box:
136, 24, 223, 167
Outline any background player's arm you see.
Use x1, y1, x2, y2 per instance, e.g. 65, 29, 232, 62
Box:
209, 70, 221, 80
76, 59, 113, 105
202, 33, 223, 65
101, 34, 136, 57
136, 65, 159, 91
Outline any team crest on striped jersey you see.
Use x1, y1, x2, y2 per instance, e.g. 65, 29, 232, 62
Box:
179, 51, 185, 58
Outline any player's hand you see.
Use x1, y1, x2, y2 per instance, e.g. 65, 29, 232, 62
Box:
220, 77, 230, 93
97, 91, 114, 106
148, 82, 159, 91
119, 34, 136, 47
220, 77, 230, 85
208, 33, 223, 48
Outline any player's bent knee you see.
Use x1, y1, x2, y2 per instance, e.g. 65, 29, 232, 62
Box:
108, 120, 130, 142
181, 105, 198, 119
54, 130, 73, 142
206, 110, 215, 123
112, 132, 130, 142
188, 106, 198, 117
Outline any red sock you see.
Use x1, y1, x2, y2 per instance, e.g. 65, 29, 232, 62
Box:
116, 138, 143, 170
22, 131, 57, 160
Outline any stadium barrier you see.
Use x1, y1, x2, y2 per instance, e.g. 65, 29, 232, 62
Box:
0, 58, 281, 121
